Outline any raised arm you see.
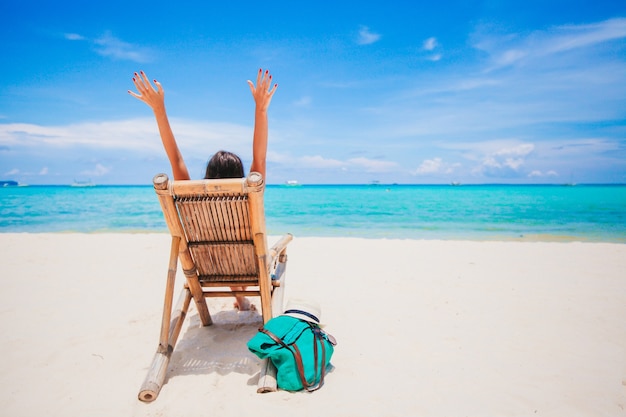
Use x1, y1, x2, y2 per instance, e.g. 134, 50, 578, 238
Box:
128, 71, 191, 180
247, 69, 277, 180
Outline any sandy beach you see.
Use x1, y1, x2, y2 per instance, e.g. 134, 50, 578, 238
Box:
0, 233, 624, 417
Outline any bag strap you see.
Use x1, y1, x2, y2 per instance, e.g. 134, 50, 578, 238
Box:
309, 326, 327, 391
259, 326, 288, 348
259, 324, 327, 392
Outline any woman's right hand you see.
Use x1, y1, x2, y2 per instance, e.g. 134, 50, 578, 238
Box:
248, 68, 277, 112
127, 71, 190, 180
128, 71, 165, 112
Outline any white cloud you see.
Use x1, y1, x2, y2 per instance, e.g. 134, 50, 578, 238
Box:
423, 37, 438, 51
63, 31, 152, 63
421, 37, 443, 61
39, 167, 49, 175
412, 157, 459, 175
495, 49, 527, 67
0, 119, 251, 155
64, 33, 85, 41
80, 163, 110, 177
94, 32, 152, 63
4, 168, 19, 176
415, 158, 443, 174
528, 170, 558, 178
492, 143, 534, 158
474, 18, 626, 70
476, 143, 535, 177
427, 54, 442, 62
545, 18, 626, 54
0, 120, 158, 150
357, 26, 381, 45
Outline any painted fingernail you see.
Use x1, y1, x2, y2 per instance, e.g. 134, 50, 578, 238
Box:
132, 78, 136, 82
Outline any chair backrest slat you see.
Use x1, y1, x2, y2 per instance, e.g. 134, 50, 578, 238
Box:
188, 242, 257, 278
175, 195, 249, 242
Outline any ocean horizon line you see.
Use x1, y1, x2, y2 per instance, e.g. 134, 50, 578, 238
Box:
3, 182, 626, 187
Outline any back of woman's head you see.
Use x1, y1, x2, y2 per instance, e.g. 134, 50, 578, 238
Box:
205, 151, 244, 179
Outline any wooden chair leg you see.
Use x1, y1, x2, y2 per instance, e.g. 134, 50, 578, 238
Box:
138, 237, 191, 402
257, 359, 278, 393
257, 249, 289, 393
139, 288, 192, 402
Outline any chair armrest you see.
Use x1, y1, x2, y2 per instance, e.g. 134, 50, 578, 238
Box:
268, 233, 293, 267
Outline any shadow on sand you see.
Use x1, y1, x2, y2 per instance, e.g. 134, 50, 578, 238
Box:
163, 301, 265, 386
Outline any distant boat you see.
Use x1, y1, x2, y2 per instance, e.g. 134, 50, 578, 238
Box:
562, 174, 576, 186
450, 181, 462, 186
284, 180, 301, 187
71, 180, 96, 187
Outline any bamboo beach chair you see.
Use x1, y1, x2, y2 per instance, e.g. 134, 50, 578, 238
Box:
138, 172, 293, 402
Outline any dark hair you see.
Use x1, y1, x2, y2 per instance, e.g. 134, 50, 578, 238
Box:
204, 150, 244, 179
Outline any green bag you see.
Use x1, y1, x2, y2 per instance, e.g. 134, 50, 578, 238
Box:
247, 315, 336, 391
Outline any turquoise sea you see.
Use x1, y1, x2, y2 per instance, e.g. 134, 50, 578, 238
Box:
1, 184, 625, 242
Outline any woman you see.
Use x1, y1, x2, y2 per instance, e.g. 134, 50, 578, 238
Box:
129, 68, 278, 310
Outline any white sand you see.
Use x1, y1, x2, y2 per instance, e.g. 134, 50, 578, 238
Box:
0, 233, 624, 417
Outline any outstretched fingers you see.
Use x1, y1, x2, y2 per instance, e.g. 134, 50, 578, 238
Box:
249, 69, 277, 92
132, 71, 151, 93
260, 69, 271, 89
261, 69, 277, 93
128, 71, 164, 108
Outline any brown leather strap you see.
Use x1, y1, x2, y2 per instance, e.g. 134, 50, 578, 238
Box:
311, 328, 327, 392
259, 327, 289, 349
290, 343, 309, 389
292, 330, 326, 392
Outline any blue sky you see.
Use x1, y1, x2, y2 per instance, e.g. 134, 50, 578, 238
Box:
1, 1, 625, 185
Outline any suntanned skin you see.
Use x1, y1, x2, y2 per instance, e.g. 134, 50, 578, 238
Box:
129, 69, 277, 310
